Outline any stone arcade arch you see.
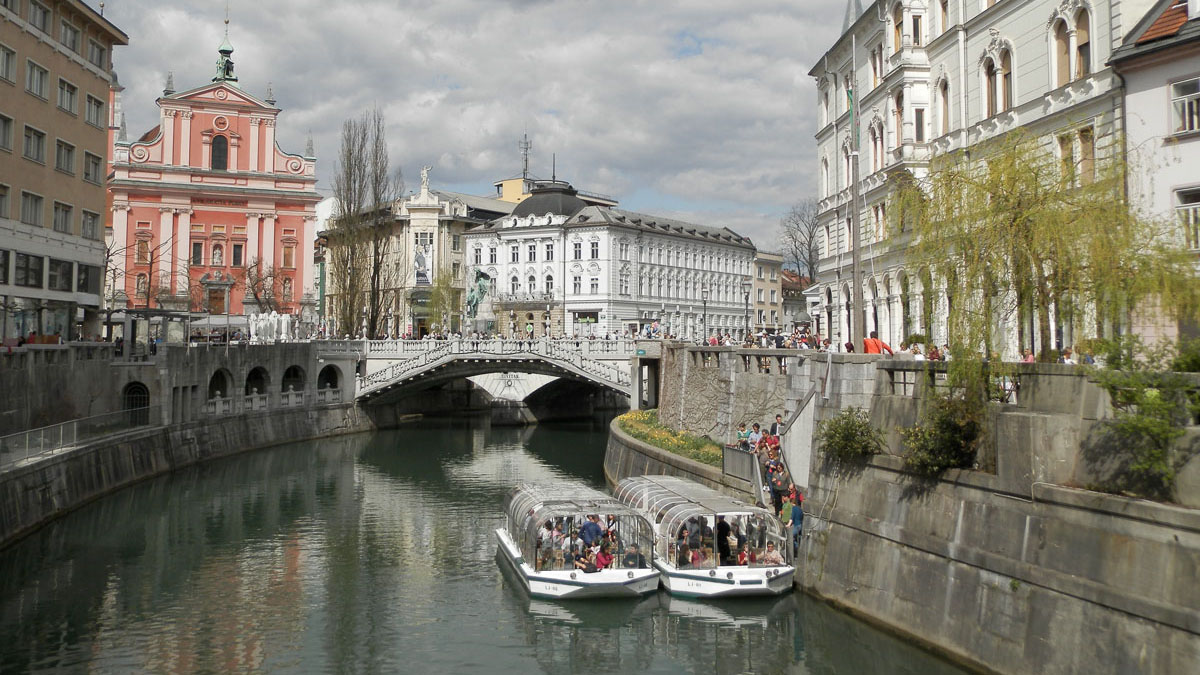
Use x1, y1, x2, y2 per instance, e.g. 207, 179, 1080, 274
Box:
122, 381, 150, 426
282, 365, 306, 394
245, 367, 269, 396
318, 364, 341, 390
208, 369, 232, 399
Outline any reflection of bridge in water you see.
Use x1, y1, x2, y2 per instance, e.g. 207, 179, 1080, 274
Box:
317, 339, 639, 403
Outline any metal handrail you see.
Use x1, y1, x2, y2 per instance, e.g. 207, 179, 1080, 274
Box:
0, 405, 159, 471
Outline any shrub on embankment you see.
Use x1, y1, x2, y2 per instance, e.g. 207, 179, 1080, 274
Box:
616, 409, 722, 467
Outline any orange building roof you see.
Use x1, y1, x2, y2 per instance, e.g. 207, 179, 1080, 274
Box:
1137, 2, 1189, 44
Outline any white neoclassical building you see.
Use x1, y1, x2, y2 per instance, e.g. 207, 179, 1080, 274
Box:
810, 0, 1160, 357
464, 180, 757, 339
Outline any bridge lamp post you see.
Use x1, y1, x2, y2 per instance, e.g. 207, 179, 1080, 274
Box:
742, 278, 752, 341
701, 285, 709, 342
386, 308, 393, 339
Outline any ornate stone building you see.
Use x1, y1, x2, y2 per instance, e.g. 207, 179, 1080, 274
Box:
107, 32, 319, 320
810, 0, 1153, 356
465, 180, 756, 339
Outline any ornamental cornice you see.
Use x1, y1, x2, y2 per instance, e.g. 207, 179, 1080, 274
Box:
181, 111, 193, 120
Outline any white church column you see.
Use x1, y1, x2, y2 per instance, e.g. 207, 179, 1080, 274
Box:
161, 110, 175, 165
249, 118, 260, 172
179, 112, 192, 166
263, 119, 276, 173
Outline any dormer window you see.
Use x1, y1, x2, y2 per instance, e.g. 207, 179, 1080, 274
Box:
211, 135, 228, 171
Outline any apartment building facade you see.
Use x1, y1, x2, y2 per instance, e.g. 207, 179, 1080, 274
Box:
0, 0, 126, 340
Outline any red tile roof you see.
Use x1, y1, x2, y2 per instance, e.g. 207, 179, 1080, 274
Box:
1138, 2, 1189, 44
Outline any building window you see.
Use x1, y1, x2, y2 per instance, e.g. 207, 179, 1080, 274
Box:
510, 244, 519, 263
86, 40, 106, 69
0, 113, 11, 152
984, 57, 998, 117
83, 152, 102, 183
77, 264, 100, 294
940, 80, 950, 135
25, 60, 47, 98
914, 108, 925, 142
452, 261, 460, 278
757, 288, 764, 302
60, 21, 80, 53
57, 79, 77, 113
191, 242, 202, 265
1058, 133, 1075, 185
912, 15, 922, 46
85, 95, 104, 128
893, 4, 903, 51
48, 258, 71, 291
451, 234, 461, 251
211, 135, 228, 170
528, 243, 536, 262
528, 274, 536, 292
15, 252, 43, 288
282, 245, 295, 268
573, 241, 582, 260
52, 202, 71, 233
545, 242, 553, 261
28, 1, 48, 32
232, 243, 243, 266
488, 246, 496, 264
590, 241, 599, 259
1172, 77, 1200, 134
757, 265, 764, 279
894, 91, 904, 146
55, 140, 74, 173
20, 191, 42, 226
0, 44, 14, 83
1000, 49, 1013, 111
545, 274, 553, 293
510, 276, 519, 294
22, 125, 44, 162
590, 277, 599, 294
0, 184, 7, 218
473, 247, 481, 265
1075, 10, 1091, 79
1078, 127, 1095, 185
0, 248, 6, 285
81, 210, 99, 240
939, 0, 948, 35
1054, 20, 1070, 89
1178, 190, 1200, 251
572, 276, 581, 294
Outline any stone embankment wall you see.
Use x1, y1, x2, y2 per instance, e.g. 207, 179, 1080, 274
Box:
0, 344, 120, 435
652, 350, 1200, 674
603, 418, 754, 502
0, 403, 372, 548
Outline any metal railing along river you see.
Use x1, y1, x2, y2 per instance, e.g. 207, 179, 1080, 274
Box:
0, 406, 159, 471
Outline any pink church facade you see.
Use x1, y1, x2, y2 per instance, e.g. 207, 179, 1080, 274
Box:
108, 41, 319, 318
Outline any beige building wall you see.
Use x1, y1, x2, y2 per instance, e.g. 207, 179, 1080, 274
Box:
751, 251, 783, 334
0, 0, 126, 340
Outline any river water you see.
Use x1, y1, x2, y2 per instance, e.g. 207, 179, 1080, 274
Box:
0, 418, 968, 674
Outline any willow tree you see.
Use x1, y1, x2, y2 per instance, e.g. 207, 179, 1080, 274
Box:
328, 107, 403, 338
891, 130, 1199, 365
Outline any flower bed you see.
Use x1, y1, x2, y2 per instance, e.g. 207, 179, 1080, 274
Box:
616, 409, 723, 467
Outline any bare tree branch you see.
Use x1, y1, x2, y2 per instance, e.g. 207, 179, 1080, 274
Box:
779, 197, 820, 283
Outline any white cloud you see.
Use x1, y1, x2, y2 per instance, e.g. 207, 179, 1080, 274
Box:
103, 0, 844, 248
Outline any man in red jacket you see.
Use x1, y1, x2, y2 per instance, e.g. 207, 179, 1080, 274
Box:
863, 331, 893, 355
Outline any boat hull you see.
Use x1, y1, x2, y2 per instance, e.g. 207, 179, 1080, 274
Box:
495, 529, 660, 600
655, 560, 795, 598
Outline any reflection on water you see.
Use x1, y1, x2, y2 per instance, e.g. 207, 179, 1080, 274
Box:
0, 416, 967, 674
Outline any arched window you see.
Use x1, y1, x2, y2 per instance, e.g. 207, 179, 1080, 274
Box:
545, 274, 554, 294
843, 146, 852, 187
868, 127, 878, 172
1054, 20, 1070, 88
822, 91, 830, 126
1075, 10, 1091, 79
893, 4, 904, 51
528, 275, 536, 293
211, 135, 228, 171
1000, 50, 1013, 111
940, 79, 951, 135
510, 276, 519, 294
821, 158, 830, 197
894, 91, 905, 147
984, 57, 998, 117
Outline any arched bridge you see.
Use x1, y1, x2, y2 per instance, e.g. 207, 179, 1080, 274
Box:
315, 339, 637, 402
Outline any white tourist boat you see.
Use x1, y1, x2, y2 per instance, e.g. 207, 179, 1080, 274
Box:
495, 482, 661, 599
614, 475, 795, 598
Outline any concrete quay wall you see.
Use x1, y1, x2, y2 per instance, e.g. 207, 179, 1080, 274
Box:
800, 455, 1200, 675
0, 403, 373, 549
603, 418, 755, 502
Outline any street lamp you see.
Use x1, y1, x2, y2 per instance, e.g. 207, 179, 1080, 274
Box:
742, 278, 752, 340
701, 285, 709, 342
360, 306, 367, 339
386, 308, 393, 338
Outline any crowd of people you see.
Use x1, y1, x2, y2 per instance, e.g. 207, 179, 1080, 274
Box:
668, 514, 786, 569
732, 413, 805, 558
533, 514, 648, 573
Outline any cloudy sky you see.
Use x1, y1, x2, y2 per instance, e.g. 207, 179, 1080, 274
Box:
101, 0, 845, 247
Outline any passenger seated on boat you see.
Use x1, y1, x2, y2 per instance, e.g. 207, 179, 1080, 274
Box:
574, 549, 599, 573
622, 544, 647, 569
690, 546, 705, 567
595, 542, 614, 570
760, 542, 785, 565
677, 544, 692, 568
580, 514, 604, 546
737, 543, 750, 566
